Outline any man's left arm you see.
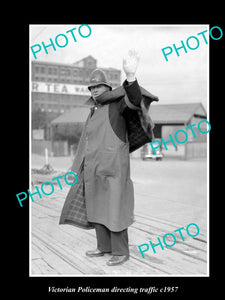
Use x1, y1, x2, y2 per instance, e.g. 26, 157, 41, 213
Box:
123, 79, 142, 109
122, 50, 142, 110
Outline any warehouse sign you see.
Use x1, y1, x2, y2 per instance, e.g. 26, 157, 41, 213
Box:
31, 81, 90, 96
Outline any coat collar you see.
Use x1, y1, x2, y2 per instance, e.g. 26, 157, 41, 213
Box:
85, 83, 159, 106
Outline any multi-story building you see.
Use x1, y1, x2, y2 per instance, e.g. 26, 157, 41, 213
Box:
31, 55, 121, 115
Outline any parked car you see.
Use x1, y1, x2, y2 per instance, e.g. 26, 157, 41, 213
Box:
141, 143, 163, 161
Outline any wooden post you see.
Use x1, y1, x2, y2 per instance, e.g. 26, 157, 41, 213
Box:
45, 148, 49, 165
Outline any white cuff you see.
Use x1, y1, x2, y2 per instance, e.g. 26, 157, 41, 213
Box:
126, 74, 136, 82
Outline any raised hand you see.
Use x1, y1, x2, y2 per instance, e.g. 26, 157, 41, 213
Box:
123, 49, 140, 81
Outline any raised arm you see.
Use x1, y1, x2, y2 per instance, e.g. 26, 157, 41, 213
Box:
122, 49, 142, 108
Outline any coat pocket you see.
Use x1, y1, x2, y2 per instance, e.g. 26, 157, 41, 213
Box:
96, 151, 118, 177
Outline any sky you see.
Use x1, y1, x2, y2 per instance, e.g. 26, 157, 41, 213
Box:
30, 24, 209, 110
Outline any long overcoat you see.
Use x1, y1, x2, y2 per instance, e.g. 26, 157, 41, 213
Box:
59, 81, 158, 232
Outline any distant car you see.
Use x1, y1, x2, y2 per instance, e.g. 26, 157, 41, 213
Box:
141, 143, 163, 161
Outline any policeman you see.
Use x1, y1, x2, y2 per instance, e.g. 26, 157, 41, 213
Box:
60, 50, 158, 266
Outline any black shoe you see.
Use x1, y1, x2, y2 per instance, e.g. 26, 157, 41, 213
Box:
106, 255, 129, 266
86, 249, 106, 257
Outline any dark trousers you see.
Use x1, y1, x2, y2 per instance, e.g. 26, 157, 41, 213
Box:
94, 223, 129, 256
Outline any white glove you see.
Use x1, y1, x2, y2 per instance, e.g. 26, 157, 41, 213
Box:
123, 49, 140, 82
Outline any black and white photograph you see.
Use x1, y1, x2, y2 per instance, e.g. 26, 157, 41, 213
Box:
28, 24, 211, 279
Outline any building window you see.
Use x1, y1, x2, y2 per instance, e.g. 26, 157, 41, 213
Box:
53, 68, 58, 75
